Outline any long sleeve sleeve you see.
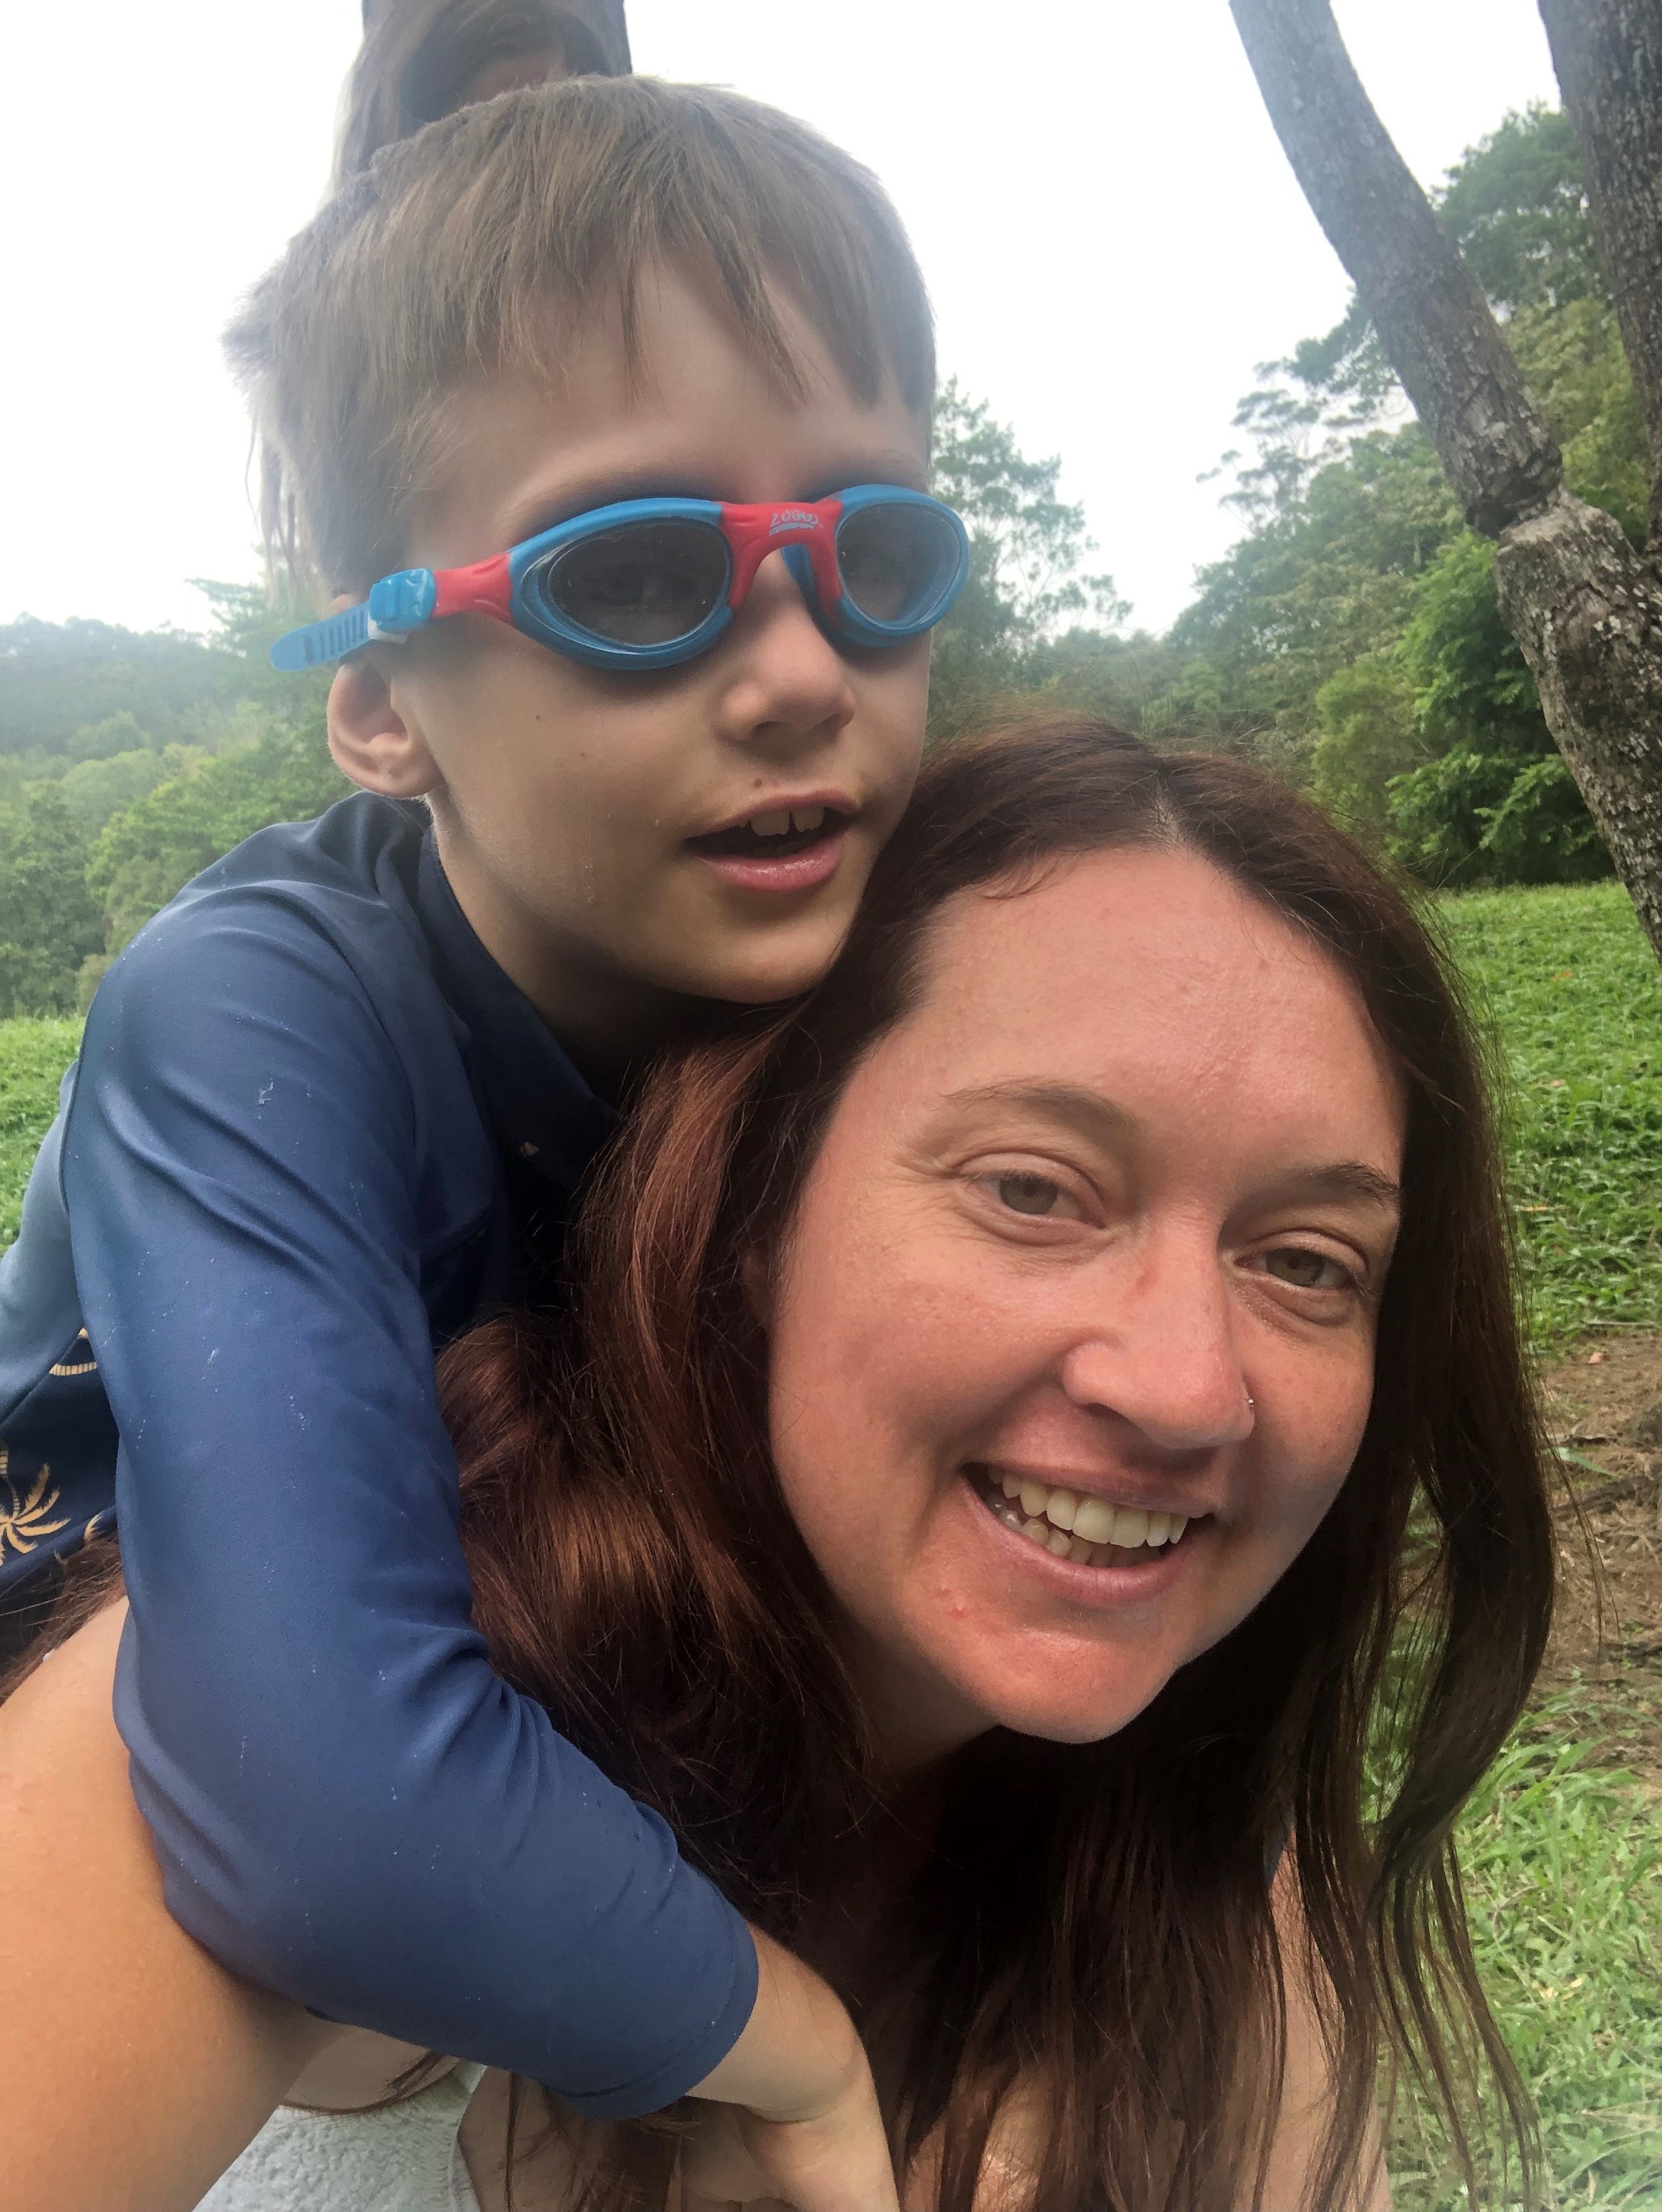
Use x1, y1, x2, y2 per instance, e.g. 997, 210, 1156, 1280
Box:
64, 894, 756, 2112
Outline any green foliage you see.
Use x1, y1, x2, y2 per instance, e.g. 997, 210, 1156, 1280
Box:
0, 1016, 81, 1249
1365, 537, 1608, 888
1385, 747, 1606, 888
56, 745, 209, 840
87, 716, 347, 954
0, 789, 107, 1018
927, 380, 1128, 739
1401, 535, 1545, 750
1310, 655, 1420, 843
1443, 881, 1662, 1344
1438, 105, 1603, 315
1509, 295, 1653, 544
1169, 428, 1461, 762
0, 587, 346, 1013
64, 708, 153, 763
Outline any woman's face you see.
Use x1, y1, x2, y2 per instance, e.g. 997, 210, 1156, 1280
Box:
761, 846, 1406, 1769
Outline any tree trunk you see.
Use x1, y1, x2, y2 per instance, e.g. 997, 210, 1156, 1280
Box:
1229, 0, 1662, 963
1493, 502, 1662, 953
1537, 0, 1662, 545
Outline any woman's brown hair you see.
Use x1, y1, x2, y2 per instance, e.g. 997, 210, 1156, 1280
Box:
334, 0, 630, 187
441, 718, 1557, 2209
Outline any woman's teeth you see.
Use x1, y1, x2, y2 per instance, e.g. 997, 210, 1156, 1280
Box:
983, 1471, 1189, 1564
749, 804, 825, 836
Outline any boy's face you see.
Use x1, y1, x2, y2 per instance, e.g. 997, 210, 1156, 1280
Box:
333, 269, 933, 1063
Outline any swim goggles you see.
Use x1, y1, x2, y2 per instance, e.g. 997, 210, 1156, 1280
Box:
269, 485, 969, 673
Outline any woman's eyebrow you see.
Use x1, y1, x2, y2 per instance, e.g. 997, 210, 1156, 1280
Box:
1270, 1162, 1403, 1211
938, 1081, 1140, 1148
937, 1085, 1402, 1211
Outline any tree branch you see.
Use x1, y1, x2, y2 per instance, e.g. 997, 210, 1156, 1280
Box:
1229, 0, 1662, 964
1537, 0, 1662, 545
1229, 0, 1562, 536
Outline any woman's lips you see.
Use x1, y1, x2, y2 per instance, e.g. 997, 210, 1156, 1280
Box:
692, 823, 850, 895
960, 1466, 1207, 1598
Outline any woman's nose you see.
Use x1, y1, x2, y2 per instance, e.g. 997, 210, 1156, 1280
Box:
1057, 1236, 1254, 1452
711, 550, 858, 752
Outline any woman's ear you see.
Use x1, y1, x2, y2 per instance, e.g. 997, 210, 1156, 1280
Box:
326, 654, 444, 799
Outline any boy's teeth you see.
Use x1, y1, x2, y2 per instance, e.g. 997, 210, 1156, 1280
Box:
994, 1471, 1187, 1553
743, 804, 828, 838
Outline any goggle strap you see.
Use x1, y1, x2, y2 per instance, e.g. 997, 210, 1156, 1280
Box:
269, 604, 373, 673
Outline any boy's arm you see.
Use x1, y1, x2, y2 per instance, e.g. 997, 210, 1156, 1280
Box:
65, 899, 756, 2112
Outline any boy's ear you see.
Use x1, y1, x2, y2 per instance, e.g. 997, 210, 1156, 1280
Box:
327, 655, 444, 799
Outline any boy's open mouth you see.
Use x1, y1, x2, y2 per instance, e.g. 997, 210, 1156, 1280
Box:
686, 804, 849, 862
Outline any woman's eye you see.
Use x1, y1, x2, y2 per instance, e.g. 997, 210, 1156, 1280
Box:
990, 1172, 1075, 1219
1261, 1246, 1353, 1292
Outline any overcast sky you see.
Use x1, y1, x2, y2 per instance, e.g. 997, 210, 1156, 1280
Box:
1, 1, 1559, 642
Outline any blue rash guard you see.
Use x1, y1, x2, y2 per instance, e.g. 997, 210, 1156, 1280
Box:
0, 792, 757, 2110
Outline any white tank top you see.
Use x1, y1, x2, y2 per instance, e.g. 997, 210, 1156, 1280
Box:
194, 2062, 488, 2212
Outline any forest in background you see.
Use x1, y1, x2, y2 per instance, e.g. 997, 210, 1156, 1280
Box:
0, 102, 1647, 1021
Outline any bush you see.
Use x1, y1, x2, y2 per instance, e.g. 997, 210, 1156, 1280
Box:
1310, 655, 1421, 844
0, 789, 105, 1017
1385, 745, 1611, 888
87, 716, 347, 953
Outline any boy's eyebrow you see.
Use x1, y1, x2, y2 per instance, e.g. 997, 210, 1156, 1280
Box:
500, 466, 731, 544
496, 448, 933, 547
803, 449, 932, 496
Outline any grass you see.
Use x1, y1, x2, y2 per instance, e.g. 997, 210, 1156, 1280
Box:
4, 883, 1662, 2202
1390, 1691, 1662, 2210
1441, 880, 1662, 1348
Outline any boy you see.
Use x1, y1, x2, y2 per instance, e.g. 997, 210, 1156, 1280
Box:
0, 74, 962, 2202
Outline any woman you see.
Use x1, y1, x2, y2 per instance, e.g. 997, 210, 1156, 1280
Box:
334, 0, 630, 186
1, 722, 1554, 2211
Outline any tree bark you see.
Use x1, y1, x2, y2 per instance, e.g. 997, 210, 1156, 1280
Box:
1493, 502, 1662, 953
1537, 0, 1662, 545
1229, 0, 1662, 963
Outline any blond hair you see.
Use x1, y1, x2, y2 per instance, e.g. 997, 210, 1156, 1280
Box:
226, 76, 936, 600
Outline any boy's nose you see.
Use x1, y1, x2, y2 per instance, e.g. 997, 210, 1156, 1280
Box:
711, 550, 858, 749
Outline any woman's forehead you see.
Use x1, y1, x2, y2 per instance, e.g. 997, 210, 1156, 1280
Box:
859, 847, 1405, 1160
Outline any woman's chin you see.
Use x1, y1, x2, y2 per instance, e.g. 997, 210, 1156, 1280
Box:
951, 1661, 1173, 1747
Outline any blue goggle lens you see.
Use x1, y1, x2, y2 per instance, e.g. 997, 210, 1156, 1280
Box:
529, 519, 732, 648
836, 501, 964, 627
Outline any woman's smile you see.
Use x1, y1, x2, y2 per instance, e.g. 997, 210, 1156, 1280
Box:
964, 1461, 1206, 1577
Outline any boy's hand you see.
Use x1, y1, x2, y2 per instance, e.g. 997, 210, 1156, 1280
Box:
682, 1926, 898, 2212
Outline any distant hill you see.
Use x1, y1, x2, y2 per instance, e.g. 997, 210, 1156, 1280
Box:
0, 614, 242, 756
